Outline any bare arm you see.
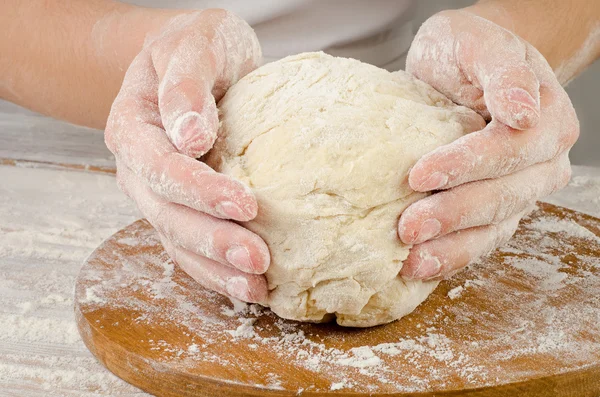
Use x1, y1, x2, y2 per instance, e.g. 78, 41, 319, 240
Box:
467, 0, 600, 84
0, 0, 181, 128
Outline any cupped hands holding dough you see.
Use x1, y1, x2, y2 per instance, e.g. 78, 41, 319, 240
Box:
103, 5, 581, 321
398, 7, 579, 281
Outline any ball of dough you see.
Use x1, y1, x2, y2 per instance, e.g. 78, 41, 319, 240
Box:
205, 52, 485, 327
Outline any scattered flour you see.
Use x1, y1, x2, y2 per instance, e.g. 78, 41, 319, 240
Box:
41, 293, 71, 305
222, 297, 249, 317
330, 380, 351, 390
337, 346, 382, 368
505, 257, 568, 291
530, 217, 600, 242
16, 301, 34, 314
447, 278, 486, 300
0, 165, 142, 395
226, 318, 257, 339
84, 287, 107, 304
447, 286, 464, 300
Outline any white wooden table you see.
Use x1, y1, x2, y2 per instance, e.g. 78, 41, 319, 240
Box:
1, 102, 599, 396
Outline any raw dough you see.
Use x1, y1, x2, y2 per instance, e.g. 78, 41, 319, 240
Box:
206, 52, 485, 327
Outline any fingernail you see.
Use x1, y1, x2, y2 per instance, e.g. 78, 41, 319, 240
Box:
507, 88, 540, 129
171, 112, 201, 147
408, 257, 442, 280
414, 218, 441, 244
417, 172, 448, 191
226, 246, 254, 272
215, 201, 246, 219
506, 88, 538, 110
171, 111, 217, 156
226, 277, 251, 301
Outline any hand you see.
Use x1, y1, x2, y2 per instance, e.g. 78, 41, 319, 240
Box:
398, 10, 579, 280
105, 9, 269, 303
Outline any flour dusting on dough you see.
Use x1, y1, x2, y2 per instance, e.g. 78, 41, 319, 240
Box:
206, 52, 485, 327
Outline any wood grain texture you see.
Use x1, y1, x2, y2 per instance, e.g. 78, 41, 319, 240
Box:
0, 165, 143, 396
75, 203, 600, 397
0, 101, 116, 174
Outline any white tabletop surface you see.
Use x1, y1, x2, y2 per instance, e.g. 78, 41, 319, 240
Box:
1, 102, 599, 396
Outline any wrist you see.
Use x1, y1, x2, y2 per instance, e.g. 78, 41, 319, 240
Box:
464, 0, 600, 83
464, 1, 560, 66
87, 4, 195, 126
92, 5, 190, 76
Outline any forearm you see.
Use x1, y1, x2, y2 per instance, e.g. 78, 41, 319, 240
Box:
466, 0, 600, 84
0, 1, 180, 128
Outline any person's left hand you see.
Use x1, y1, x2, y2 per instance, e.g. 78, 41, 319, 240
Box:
398, 10, 580, 280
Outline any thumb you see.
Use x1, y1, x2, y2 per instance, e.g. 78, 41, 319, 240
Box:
484, 63, 541, 130
146, 11, 261, 159
151, 35, 221, 158
159, 74, 219, 159
456, 13, 541, 130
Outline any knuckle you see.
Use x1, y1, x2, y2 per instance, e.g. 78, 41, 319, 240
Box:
153, 204, 175, 238
498, 225, 518, 246
492, 183, 521, 224
115, 171, 128, 195
159, 235, 177, 262
558, 113, 580, 152
563, 126, 579, 150
104, 120, 117, 153
206, 8, 237, 21
159, 78, 189, 109
567, 120, 580, 147
560, 168, 572, 188
558, 159, 573, 189
490, 219, 518, 248
104, 96, 134, 155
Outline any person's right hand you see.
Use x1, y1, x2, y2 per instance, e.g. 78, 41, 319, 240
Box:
105, 9, 269, 303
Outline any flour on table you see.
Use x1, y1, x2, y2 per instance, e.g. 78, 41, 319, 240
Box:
446, 279, 486, 300
0, 165, 143, 395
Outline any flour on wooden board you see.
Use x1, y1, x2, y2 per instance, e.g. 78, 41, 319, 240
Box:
77, 205, 600, 394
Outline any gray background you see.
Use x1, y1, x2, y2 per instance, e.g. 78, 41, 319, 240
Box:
566, 61, 599, 166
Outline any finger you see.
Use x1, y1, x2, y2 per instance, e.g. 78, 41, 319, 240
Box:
149, 10, 261, 158
117, 162, 270, 274
106, 54, 258, 221
399, 153, 571, 244
158, 231, 268, 303
400, 210, 526, 280
409, 84, 578, 192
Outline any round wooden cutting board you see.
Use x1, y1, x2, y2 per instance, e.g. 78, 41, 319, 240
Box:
75, 202, 600, 397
